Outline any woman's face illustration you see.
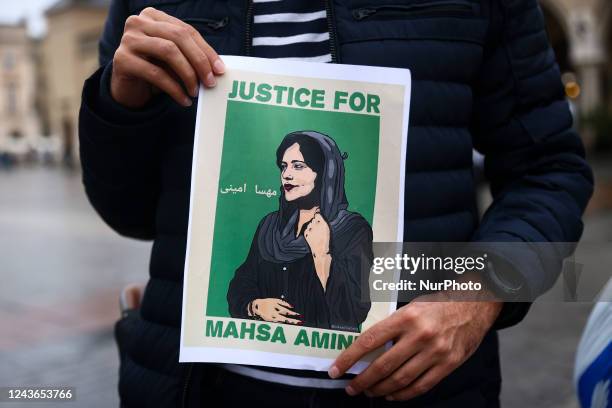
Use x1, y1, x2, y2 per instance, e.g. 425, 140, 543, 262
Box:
280, 142, 317, 202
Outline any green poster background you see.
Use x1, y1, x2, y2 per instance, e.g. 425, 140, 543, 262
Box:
206, 100, 380, 317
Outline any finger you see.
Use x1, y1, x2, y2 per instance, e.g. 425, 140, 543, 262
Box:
313, 213, 327, 225
282, 317, 302, 325
346, 339, 421, 395
142, 8, 224, 80
193, 34, 225, 75
303, 219, 313, 230
270, 312, 301, 325
276, 300, 293, 309
329, 314, 404, 378
268, 314, 282, 323
387, 364, 450, 401
141, 7, 223, 71
146, 21, 215, 87
183, 22, 224, 74
115, 49, 191, 106
124, 34, 199, 97
277, 305, 300, 316
137, 17, 216, 87
364, 349, 432, 397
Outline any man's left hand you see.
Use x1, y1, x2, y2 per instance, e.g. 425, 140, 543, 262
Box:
328, 293, 502, 401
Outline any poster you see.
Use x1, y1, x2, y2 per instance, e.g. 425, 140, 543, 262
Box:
180, 56, 411, 373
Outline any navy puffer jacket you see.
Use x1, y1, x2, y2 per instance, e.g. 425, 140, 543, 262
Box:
79, 0, 593, 406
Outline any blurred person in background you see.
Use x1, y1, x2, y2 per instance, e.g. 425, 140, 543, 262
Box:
575, 278, 611, 408
79, 0, 593, 407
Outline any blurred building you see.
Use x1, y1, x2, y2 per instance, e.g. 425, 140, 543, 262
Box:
0, 22, 40, 160
39, 0, 110, 165
3, 0, 608, 165
540, 0, 612, 150
540, 0, 612, 114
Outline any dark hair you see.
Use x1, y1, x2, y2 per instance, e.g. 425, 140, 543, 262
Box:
276, 132, 325, 179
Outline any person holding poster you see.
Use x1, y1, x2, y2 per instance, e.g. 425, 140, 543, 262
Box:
78, 0, 593, 407
227, 130, 372, 332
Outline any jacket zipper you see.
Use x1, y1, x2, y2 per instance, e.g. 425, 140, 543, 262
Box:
245, 0, 254, 56
181, 363, 194, 408
325, 0, 339, 63
352, 1, 476, 21
182, 17, 229, 30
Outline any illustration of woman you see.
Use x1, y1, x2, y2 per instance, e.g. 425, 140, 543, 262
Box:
227, 130, 373, 333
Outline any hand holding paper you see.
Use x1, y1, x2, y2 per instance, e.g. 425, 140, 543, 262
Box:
110, 7, 225, 108
329, 294, 502, 401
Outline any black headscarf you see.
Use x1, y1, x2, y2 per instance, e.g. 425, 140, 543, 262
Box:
257, 130, 360, 263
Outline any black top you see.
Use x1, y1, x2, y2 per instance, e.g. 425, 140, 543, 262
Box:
228, 213, 373, 332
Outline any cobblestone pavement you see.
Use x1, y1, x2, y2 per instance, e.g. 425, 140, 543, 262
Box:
0, 167, 150, 408
0, 165, 610, 408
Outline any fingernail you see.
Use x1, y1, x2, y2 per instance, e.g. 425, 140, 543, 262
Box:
345, 385, 357, 396
205, 72, 216, 87
192, 85, 199, 98
386, 395, 394, 401
214, 59, 225, 74
183, 97, 192, 107
328, 365, 340, 379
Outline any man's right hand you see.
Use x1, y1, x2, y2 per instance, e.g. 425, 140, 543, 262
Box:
111, 7, 225, 109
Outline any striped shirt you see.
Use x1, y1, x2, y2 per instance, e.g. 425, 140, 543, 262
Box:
250, 0, 332, 63
220, 0, 344, 389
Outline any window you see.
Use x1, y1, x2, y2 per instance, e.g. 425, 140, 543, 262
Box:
3, 52, 16, 71
78, 30, 102, 56
6, 83, 17, 115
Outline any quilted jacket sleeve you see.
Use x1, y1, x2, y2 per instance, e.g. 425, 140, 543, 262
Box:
79, 0, 173, 240
470, 0, 594, 328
